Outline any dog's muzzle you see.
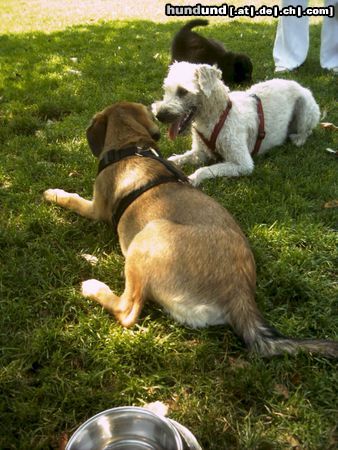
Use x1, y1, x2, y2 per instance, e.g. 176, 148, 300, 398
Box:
155, 110, 179, 124
167, 107, 196, 140
154, 106, 196, 140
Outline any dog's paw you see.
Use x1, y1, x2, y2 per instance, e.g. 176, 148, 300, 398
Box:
81, 279, 111, 300
289, 133, 307, 147
43, 188, 68, 203
143, 401, 169, 417
188, 172, 202, 187
168, 154, 184, 166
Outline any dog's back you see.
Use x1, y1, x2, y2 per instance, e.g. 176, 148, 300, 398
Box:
171, 20, 252, 83
171, 19, 226, 64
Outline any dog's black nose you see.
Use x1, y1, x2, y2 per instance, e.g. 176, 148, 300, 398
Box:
155, 110, 168, 123
152, 130, 161, 141
156, 110, 179, 124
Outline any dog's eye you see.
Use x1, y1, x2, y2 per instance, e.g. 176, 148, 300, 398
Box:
176, 87, 188, 97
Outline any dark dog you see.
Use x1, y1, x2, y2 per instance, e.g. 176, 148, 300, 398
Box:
171, 19, 253, 84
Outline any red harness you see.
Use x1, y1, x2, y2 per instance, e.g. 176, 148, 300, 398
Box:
195, 95, 265, 160
250, 94, 266, 157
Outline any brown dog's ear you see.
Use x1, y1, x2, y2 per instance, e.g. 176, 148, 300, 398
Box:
86, 113, 107, 157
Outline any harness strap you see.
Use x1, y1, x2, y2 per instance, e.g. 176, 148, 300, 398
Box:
112, 175, 183, 230
194, 95, 266, 160
250, 94, 266, 157
97, 146, 190, 232
98, 147, 163, 175
195, 100, 233, 161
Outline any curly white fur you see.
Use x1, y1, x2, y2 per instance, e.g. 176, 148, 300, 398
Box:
153, 62, 320, 185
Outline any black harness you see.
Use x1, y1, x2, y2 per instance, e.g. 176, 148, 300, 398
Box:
97, 146, 190, 231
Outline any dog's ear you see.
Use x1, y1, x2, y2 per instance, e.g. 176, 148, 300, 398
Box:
196, 65, 222, 97
86, 113, 107, 157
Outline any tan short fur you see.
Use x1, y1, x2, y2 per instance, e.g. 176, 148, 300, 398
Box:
44, 102, 338, 358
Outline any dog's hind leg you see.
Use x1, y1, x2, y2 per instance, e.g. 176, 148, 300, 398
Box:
82, 272, 145, 328
289, 93, 320, 146
82, 235, 151, 327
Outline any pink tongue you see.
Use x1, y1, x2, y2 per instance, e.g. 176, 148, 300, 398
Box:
168, 120, 180, 140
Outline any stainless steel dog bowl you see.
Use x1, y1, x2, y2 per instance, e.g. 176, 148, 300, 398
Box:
66, 406, 202, 450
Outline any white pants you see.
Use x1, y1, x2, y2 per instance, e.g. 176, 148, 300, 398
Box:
273, 0, 338, 69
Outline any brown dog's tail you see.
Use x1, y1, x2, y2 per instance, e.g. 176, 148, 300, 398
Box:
181, 19, 209, 31
230, 306, 338, 358
251, 321, 338, 358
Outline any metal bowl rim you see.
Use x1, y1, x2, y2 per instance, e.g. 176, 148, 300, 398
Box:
66, 406, 183, 450
168, 419, 202, 450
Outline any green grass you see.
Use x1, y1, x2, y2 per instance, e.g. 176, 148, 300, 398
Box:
1, 6, 338, 450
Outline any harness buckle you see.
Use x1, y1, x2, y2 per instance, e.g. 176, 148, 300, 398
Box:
149, 147, 160, 157
135, 147, 145, 157
135, 148, 160, 158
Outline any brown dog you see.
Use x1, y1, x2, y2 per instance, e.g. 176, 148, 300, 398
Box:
44, 102, 338, 358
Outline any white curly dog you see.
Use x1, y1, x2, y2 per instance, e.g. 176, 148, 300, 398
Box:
152, 62, 320, 185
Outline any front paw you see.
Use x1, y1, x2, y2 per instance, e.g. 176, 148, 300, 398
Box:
168, 154, 184, 166
188, 170, 203, 187
43, 188, 68, 203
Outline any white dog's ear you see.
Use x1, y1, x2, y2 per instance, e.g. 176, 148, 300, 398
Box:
196, 65, 222, 97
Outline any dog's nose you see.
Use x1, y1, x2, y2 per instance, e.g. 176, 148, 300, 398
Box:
156, 110, 179, 124
155, 110, 168, 123
151, 130, 161, 141
152, 102, 177, 124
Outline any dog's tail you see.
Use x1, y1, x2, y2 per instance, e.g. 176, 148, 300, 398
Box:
181, 19, 209, 31
251, 321, 338, 358
229, 303, 338, 358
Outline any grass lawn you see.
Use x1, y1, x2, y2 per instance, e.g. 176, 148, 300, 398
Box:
0, 1, 337, 449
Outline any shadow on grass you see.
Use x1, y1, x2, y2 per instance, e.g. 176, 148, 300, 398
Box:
1, 20, 336, 210
1, 20, 334, 133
